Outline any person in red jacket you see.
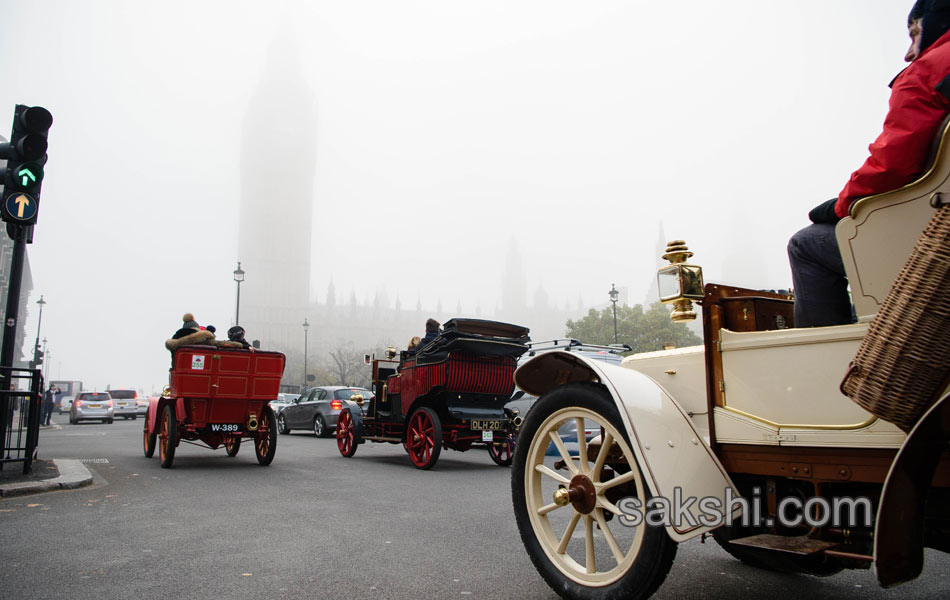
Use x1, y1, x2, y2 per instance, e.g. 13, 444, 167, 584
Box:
788, 0, 950, 327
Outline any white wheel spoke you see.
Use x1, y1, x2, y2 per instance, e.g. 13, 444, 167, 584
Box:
598, 469, 637, 491
594, 509, 625, 564
596, 497, 625, 517
557, 512, 581, 554
537, 502, 563, 516
549, 431, 578, 475
535, 463, 570, 485
591, 431, 613, 481
584, 515, 596, 573
576, 417, 589, 473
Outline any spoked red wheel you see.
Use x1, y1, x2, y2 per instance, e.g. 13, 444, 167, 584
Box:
488, 436, 514, 467
337, 409, 359, 457
406, 406, 442, 470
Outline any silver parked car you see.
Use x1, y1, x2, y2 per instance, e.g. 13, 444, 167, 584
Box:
269, 393, 298, 417
277, 386, 374, 437
107, 388, 140, 420
70, 391, 114, 424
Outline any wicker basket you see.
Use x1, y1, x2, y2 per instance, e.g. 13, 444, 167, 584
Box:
841, 205, 950, 432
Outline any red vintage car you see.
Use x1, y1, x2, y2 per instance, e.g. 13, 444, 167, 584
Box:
143, 345, 286, 468
336, 318, 529, 469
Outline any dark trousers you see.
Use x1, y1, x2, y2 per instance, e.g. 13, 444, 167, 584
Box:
787, 223, 854, 327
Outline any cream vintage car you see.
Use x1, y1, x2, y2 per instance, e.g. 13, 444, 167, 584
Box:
510, 123, 950, 599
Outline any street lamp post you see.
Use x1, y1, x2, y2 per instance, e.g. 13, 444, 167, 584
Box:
302, 318, 310, 390
608, 283, 619, 344
31, 295, 46, 370
41, 337, 48, 383
233, 262, 245, 326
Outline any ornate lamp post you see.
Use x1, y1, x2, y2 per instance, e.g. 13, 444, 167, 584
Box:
302, 318, 310, 390
233, 262, 245, 326
608, 283, 619, 344
31, 295, 46, 370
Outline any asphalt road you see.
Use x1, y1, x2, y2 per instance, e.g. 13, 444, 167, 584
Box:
0, 416, 947, 600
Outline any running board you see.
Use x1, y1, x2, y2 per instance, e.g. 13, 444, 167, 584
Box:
729, 534, 838, 555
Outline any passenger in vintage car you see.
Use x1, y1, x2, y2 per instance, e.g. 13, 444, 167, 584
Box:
788, 0, 950, 327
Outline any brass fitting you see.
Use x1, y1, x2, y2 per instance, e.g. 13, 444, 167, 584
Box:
658, 240, 704, 322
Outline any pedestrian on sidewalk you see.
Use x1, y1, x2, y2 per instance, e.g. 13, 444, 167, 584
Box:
41, 385, 56, 426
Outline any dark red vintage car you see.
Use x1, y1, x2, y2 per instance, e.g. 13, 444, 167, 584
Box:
144, 345, 286, 468
336, 318, 529, 469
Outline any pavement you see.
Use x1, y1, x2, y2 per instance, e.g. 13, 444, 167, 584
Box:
0, 422, 94, 497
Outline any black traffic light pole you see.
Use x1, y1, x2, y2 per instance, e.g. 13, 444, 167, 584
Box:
0, 105, 52, 464
0, 224, 28, 459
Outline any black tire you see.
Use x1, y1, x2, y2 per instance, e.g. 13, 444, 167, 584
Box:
313, 415, 330, 438
143, 413, 157, 458
255, 408, 277, 466
106, 419, 114, 424
132, 415, 137, 421
277, 413, 289, 435
159, 404, 178, 469
224, 436, 241, 457
512, 383, 677, 600
406, 406, 442, 470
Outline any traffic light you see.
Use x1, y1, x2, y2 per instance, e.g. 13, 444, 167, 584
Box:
34, 349, 44, 366
1, 105, 53, 226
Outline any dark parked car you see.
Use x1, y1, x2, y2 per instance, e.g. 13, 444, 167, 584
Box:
277, 386, 374, 437
506, 339, 630, 454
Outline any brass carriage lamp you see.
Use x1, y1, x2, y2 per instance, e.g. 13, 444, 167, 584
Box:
657, 240, 704, 322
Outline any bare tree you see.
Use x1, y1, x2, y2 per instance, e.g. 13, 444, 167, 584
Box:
327, 346, 371, 388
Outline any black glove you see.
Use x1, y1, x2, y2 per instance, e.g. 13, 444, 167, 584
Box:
808, 198, 841, 224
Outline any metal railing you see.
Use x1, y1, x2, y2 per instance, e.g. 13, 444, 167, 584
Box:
0, 367, 42, 474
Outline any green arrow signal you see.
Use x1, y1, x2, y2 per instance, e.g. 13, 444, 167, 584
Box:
12, 162, 43, 189
18, 168, 36, 187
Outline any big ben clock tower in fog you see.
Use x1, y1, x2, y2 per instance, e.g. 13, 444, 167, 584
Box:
237, 33, 316, 354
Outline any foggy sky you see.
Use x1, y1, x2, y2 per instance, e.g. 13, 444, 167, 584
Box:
0, 1, 913, 391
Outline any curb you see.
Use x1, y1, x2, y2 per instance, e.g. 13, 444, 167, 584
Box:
0, 459, 93, 498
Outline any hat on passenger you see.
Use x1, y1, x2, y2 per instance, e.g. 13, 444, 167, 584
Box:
182, 312, 199, 329
910, 0, 950, 54
227, 325, 246, 341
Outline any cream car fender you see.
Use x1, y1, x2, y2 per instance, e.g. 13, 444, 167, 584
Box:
516, 350, 739, 542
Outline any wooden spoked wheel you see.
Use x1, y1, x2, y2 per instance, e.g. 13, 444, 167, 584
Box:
143, 412, 157, 458
406, 406, 442, 470
254, 408, 277, 466
224, 436, 241, 457
488, 436, 514, 467
512, 384, 676, 599
159, 404, 178, 469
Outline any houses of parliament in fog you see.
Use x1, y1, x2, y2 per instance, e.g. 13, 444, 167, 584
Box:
236, 35, 633, 388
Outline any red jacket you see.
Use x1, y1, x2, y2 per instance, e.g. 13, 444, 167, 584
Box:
836, 30, 950, 218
